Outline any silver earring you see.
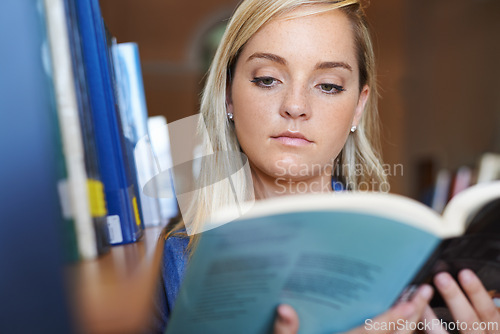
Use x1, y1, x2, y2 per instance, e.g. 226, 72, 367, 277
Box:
227, 112, 234, 121
350, 125, 357, 133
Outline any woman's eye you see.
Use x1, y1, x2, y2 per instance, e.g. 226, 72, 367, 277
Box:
251, 77, 277, 87
319, 83, 345, 94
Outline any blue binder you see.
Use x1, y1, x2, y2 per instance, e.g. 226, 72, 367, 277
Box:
74, 0, 143, 244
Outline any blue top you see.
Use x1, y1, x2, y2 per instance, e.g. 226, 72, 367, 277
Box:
149, 232, 189, 333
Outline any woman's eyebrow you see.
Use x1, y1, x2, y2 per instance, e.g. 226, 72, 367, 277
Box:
315, 61, 352, 72
247, 52, 287, 65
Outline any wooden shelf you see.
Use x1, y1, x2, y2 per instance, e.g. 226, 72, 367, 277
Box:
66, 226, 165, 334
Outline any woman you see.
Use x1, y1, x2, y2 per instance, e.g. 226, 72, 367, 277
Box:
152, 0, 500, 333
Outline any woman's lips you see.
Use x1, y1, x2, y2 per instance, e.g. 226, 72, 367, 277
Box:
271, 131, 313, 146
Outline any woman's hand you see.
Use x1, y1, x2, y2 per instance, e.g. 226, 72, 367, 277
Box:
272, 284, 434, 334
422, 269, 500, 334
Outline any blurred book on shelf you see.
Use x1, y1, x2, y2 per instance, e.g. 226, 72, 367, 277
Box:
75, 0, 144, 246
431, 169, 452, 214
148, 115, 179, 224
418, 152, 500, 213
64, 0, 110, 257
477, 153, 500, 184
112, 42, 164, 227
45, 0, 114, 259
448, 166, 473, 200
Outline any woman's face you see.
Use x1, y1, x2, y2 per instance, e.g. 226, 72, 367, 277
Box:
228, 7, 369, 191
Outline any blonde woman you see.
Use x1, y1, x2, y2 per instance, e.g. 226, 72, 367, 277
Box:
151, 0, 500, 333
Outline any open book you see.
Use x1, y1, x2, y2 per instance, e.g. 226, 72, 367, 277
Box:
166, 181, 500, 334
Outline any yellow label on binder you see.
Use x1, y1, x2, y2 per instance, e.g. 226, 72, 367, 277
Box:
132, 196, 141, 226
87, 180, 107, 217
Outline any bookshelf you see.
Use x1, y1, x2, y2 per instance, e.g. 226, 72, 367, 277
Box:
67, 226, 165, 334
100, 0, 500, 197
0, 1, 174, 332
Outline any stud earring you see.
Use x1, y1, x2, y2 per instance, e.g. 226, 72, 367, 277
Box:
227, 112, 234, 121
350, 125, 357, 133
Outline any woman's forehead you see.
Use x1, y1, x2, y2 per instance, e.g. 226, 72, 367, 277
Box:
238, 8, 357, 67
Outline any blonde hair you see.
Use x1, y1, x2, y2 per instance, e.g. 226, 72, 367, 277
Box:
166, 0, 387, 246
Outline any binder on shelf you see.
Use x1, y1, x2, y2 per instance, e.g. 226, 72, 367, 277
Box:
75, 0, 143, 245
54, 107, 80, 263
448, 166, 472, 200
106, 35, 146, 232
44, 0, 98, 259
64, 0, 110, 255
148, 115, 179, 223
431, 168, 452, 214
112, 42, 163, 227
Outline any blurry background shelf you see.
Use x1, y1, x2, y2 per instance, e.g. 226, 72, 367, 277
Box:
100, 0, 500, 197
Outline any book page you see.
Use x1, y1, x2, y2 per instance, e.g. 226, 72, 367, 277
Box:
166, 209, 442, 334
211, 192, 460, 238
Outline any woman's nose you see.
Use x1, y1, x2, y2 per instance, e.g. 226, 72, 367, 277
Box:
279, 85, 311, 120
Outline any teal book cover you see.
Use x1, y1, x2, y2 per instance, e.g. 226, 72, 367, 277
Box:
166, 186, 500, 334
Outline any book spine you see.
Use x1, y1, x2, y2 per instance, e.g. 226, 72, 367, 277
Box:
75, 0, 143, 244
431, 169, 451, 213
105, 35, 146, 233
112, 42, 163, 227
64, 0, 110, 255
44, 0, 98, 259
148, 116, 179, 222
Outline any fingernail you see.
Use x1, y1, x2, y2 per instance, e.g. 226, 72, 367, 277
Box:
459, 269, 475, 285
434, 272, 451, 289
418, 284, 433, 301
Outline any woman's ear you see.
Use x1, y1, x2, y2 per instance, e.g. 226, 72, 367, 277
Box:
352, 85, 370, 127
